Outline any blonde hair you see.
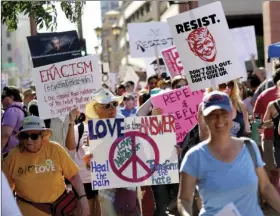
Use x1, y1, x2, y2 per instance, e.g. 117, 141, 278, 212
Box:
206, 80, 243, 112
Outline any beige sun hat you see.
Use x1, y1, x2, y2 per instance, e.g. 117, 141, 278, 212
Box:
16, 116, 52, 138
85, 88, 124, 119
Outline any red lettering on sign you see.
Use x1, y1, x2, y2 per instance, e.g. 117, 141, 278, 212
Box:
39, 60, 94, 83
139, 116, 175, 135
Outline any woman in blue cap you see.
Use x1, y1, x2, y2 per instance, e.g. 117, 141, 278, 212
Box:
178, 91, 280, 216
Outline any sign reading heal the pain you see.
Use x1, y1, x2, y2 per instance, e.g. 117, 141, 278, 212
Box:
32, 55, 101, 119
128, 22, 174, 58
161, 46, 183, 78
88, 116, 179, 190
152, 87, 204, 143
167, 1, 244, 91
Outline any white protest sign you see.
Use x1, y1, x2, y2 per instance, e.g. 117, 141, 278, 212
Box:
122, 67, 140, 87
108, 72, 117, 92
32, 55, 101, 119
230, 26, 258, 62
128, 22, 174, 58
89, 115, 179, 189
167, 1, 244, 91
216, 203, 241, 216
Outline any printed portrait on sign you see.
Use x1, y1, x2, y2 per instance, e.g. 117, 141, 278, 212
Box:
186, 27, 217, 62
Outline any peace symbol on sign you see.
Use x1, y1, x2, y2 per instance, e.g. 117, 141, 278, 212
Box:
109, 131, 160, 183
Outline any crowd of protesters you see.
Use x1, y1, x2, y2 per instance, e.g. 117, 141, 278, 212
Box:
2, 56, 280, 216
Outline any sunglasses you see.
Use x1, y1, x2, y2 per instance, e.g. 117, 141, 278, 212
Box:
124, 97, 135, 101
103, 101, 118, 110
218, 81, 234, 90
20, 132, 41, 140
175, 84, 185, 89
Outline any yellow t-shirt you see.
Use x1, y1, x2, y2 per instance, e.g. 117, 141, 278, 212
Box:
3, 141, 79, 216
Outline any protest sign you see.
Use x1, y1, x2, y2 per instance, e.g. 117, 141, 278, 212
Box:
128, 22, 174, 58
89, 115, 179, 189
230, 26, 258, 62
167, 1, 244, 91
152, 87, 204, 143
27, 30, 81, 68
32, 55, 101, 119
161, 46, 183, 78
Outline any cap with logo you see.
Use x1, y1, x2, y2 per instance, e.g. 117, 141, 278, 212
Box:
202, 91, 232, 116
16, 116, 52, 137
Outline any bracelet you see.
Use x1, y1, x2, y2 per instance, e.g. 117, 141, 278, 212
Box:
68, 122, 75, 126
78, 194, 87, 200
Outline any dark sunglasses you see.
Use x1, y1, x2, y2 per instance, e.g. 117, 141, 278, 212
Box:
218, 81, 234, 90
124, 97, 135, 101
103, 101, 118, 110
175, 84, 185, 89
20, 132, 41, 140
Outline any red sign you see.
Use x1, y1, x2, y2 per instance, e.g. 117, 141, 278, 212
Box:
161, 46, 183, 78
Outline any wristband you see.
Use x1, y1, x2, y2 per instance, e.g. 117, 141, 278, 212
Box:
78, 194, 87, 200
68, 122, 75, 126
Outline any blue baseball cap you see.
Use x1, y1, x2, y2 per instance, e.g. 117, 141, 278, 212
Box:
202, 91, 232, 116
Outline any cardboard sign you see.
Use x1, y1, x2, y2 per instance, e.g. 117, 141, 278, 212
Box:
230, 26, 258, 62
128, 22, 174, 58
152, 87, 204, 143
32, 55, 101, 119
167, 2, 244, 91
161, 46, 183, 78
89, 115, 179, 189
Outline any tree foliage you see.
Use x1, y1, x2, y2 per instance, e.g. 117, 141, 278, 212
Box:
1, 1, 85, 32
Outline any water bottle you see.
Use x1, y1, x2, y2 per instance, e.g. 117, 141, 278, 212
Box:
251, 114, 262, 144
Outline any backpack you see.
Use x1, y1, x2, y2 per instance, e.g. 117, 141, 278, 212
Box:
76, 122, 84, 152
1, 105, 29, 121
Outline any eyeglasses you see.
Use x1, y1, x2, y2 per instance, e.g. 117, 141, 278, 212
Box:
218, 81, 234, 90
124, 97, 135, 101
20, 132, 41, 140
103, 101, 118, 110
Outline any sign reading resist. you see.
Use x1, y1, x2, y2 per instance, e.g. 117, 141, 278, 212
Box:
32, 55, 101, 119
167, 1, 243, 91
128, 22, 174, 58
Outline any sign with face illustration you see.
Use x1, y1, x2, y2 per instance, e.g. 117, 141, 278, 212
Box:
128, 22, 174, 58
167, 1, 244, 91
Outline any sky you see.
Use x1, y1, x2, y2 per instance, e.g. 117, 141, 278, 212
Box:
38, 1, 102, 55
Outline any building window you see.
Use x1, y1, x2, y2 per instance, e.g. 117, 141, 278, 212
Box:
7, 43, 11, 51
8, 57, 12, 63
145, 2, 151, 13
6, 31, 10, 37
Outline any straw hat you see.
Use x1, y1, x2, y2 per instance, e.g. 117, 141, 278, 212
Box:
85, 88, 124, 119
16, 116, 52, 137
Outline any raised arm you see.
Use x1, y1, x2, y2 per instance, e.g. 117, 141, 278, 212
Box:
65, 108, 79, 151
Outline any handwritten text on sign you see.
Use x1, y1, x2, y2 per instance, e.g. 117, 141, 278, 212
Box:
88, 116, 179, 189
167, 2, 244, 91
128, 22, 174, 58
32, 55, 101, 119
152, 87, 204, 143
161, 46, 183, 78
